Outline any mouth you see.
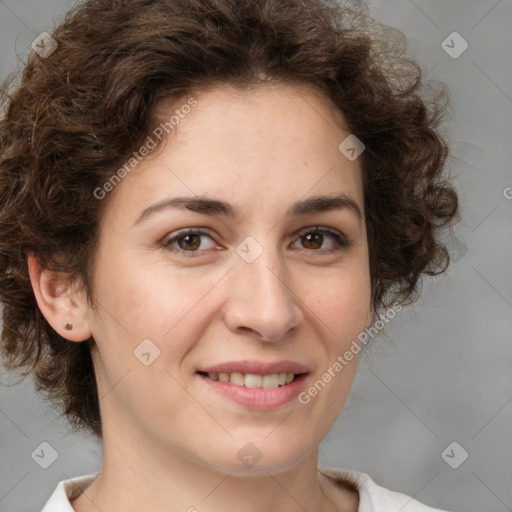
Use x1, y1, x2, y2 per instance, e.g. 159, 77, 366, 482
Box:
197, 371, 299, 388
196, 361, 309, 408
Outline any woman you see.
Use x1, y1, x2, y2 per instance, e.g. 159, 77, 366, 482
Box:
0, 0, 459, 510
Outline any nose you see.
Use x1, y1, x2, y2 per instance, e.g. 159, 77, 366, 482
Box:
223, 241, 304, 342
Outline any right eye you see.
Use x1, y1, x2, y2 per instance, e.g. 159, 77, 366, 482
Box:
161, 228, 219, 257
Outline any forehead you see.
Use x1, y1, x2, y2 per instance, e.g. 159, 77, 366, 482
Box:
154, 81, 349, 148
104, 82, 364, 225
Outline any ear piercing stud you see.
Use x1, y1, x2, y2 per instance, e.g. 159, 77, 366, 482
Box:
65, 323, 73, 330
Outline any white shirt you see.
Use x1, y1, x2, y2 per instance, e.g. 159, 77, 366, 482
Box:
41, 467, 453, 512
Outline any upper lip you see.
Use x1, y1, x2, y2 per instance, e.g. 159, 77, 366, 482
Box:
198, 360, 309, 375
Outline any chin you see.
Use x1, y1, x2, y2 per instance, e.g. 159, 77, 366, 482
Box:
198, 431, 317, 477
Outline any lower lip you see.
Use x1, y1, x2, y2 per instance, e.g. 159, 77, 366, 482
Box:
197, 373, 308, 409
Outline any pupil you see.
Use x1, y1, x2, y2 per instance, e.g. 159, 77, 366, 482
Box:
304, 233, 321, 249
180, 234, 200, 250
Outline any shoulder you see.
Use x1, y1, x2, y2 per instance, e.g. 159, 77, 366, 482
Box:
319, 467, 455, 512
40, 473, 99, 512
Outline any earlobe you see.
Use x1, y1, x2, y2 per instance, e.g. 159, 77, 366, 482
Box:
27, 253, 92, 342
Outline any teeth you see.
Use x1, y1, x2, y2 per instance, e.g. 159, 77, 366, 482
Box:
262, 374, 279, 389
204, 371, 297, 388
245, 374, 263, 388
230, 372, 245, 386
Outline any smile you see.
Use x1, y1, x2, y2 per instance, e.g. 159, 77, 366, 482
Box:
199, 371, 297, 388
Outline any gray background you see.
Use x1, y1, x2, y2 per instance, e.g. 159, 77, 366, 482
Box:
1, 0, 511, 511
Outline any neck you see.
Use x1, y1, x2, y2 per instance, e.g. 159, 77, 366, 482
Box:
70, 419, 354, 512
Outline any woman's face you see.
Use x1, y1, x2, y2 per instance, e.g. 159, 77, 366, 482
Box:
86, 83, 372, 474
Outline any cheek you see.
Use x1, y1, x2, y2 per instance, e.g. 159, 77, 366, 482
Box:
95, 257, 223, 358
89, 262, 216, 412
306, 266, 371, 339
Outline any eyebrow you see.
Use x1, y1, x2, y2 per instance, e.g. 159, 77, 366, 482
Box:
134, 193, 363, 225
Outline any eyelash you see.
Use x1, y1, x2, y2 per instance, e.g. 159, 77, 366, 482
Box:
161, 227, 349, 258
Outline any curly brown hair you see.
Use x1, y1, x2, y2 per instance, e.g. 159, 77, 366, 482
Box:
0, 0, 458, 438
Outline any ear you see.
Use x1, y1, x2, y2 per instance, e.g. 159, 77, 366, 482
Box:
27, 253, 92, 342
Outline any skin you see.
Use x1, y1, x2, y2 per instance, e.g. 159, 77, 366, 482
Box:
29, 82, 373, 512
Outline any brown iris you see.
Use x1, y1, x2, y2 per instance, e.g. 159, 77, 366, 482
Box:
177, 234, 202, 251
301, 232, 324, 250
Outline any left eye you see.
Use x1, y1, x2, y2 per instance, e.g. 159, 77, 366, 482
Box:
291, 228, 348, 253
162, 227, 348, 256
